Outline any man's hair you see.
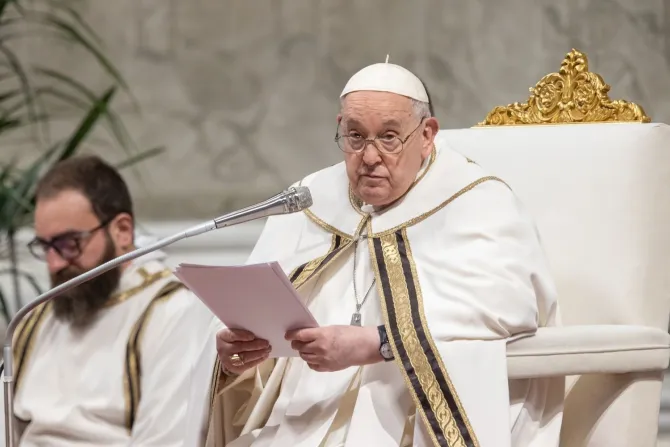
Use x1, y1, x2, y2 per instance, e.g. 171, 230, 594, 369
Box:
35, 155, 134, 224
412, 77, 434, 119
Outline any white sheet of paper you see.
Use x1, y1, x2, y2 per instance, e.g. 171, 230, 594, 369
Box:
174, 262, 318, 357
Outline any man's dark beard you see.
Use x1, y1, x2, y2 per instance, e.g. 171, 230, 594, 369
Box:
51, 233, 121, 329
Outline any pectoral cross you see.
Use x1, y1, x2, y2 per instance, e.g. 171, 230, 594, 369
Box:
350, 308, 362, 326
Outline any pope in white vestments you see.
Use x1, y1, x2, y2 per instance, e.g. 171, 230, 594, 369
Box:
5, 156, 221, 446
206, 61, 564, 447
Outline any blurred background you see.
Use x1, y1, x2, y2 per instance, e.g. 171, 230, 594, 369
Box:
0, 0, 669, 441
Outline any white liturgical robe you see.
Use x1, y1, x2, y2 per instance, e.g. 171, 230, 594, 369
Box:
8, 251, 221, 447
206, 142, 564, 447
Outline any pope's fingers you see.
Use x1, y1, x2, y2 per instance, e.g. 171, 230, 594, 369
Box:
242, 346, 272, 363
217, 339, 270, 359
285, 327, 319, 342
236, 338, 270, 352
217, 328, 257, 343
290, 340, 311, 352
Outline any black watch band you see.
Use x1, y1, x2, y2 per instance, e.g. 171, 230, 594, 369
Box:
377, 324, 394, 361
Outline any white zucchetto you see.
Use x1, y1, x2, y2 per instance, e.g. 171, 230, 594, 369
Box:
340, 55, 429, 103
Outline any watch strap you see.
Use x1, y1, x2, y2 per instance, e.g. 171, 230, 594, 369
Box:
378, 324, 389, 345
377, 324, 394, 361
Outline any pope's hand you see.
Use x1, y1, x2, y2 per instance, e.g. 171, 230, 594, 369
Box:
285, 325, 381, 372
216, 328, 271, 375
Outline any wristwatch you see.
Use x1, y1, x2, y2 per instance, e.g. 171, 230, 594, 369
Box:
377, 324, 394, 361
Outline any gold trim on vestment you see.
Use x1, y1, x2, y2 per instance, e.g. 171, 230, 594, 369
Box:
369, 176, 509, 238
123, 280, 185, 432
401, 411, 416, 447
369, 227, 479, 447
13, 303, 52, 395
304, 210, 355, 240
209, 356, 223, 410
289, 233, 354, 290
105, 268, 172, 308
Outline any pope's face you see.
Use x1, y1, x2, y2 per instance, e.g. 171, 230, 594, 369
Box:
338, 91, 438, 207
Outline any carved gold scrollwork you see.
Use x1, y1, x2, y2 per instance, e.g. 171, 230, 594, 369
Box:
477, 49, 651, 125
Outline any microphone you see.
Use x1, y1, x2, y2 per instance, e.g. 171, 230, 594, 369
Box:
1, 185, 312, 447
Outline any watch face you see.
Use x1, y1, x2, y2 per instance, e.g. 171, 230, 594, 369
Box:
381, 343, 393, 360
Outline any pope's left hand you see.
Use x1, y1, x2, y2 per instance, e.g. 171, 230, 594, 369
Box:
285, 325, 381, 372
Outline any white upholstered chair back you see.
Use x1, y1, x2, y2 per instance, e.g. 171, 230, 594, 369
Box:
437, 49, 670, 446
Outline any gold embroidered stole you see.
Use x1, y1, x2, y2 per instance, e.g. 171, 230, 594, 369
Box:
369, 228, 478, 447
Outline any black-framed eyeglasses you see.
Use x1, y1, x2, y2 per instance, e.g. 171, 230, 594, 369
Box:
334, 117, 426, 155
27, 218, 112, 262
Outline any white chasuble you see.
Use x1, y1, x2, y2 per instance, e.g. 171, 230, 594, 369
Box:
9, 251, 222, 447
207, 144, 564, 447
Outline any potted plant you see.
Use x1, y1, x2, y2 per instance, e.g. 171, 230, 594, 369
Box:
0, 0, 163, 324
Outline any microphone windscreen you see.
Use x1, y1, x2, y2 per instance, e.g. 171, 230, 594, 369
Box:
287, 186, 313, 212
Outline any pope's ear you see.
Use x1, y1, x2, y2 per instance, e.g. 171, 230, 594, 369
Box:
336, 114, 342, 125
424, 116, 439, 137
422, 117, 439, 153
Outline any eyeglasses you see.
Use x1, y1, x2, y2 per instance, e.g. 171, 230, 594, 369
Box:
334, 118, 426, 155
27, 219, 112, 262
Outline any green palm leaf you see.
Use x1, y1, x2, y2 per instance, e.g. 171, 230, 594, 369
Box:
33, 67, 137, 154
58, 86, 115, 161
0, 0, 165, 321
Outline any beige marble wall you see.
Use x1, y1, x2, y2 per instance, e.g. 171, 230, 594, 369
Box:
8, 0, 670, 219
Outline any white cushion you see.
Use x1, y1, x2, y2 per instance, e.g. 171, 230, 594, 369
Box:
507, 325, 670, 379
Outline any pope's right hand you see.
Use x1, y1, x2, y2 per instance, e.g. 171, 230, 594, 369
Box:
216, 328, 272, 375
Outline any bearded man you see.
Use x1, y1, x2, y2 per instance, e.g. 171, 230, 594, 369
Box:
206, 61, 565, 447
10, 155, 220, 446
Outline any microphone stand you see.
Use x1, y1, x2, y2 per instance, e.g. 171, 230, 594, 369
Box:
1, 186, 311, 447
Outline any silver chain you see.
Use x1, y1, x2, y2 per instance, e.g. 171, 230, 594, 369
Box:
353, 234, 376, 315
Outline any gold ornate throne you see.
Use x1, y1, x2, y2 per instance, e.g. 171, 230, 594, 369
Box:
437, 49, 670, 446
478, 49, 650, 125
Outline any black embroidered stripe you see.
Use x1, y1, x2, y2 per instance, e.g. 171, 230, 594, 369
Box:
395, 231, 476, 447
312, 235, 345, 276
372, 236, 447, 445
290, 234, 349, 288
289, 263, 306, 283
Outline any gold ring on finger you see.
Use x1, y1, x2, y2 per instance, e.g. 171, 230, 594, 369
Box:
230, 353, 244, 367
